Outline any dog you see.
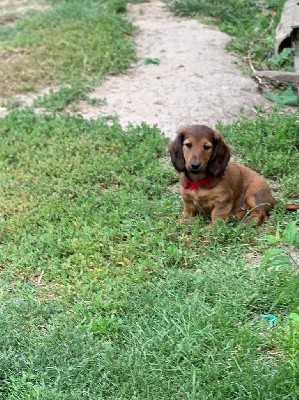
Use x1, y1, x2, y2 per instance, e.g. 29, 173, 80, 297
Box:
169, 124, 277, 226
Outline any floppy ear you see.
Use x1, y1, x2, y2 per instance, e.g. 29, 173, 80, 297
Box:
169, 131, 185, 172
207, 130, 230, 177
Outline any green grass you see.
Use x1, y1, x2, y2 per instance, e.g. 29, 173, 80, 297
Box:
32, 85, 87, 112
0, 110, 298, 398
220, 111, 299, 198
0, 1, 298, 397
166, 0, 290, 71
0, 0, 135, 98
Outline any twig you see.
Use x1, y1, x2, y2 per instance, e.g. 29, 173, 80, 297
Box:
245, 56, 269, 90
37, 270, 44, 284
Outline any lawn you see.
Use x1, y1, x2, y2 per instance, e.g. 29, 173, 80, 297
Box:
0, 110, 298, 399
0, 0, 135, 98
0, 0, 299, 399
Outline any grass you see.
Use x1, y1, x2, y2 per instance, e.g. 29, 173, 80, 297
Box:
0, 109, 298, 398
0, 0, 298, 397
0, 0, 135, 98
32, 85, 87, 112
220, 111, 299, 198
166, 0, 291, 72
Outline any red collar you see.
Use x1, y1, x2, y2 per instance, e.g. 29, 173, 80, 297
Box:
184, 175, 214, 190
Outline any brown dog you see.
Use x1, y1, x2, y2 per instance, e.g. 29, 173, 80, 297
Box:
169, 124, 276, 225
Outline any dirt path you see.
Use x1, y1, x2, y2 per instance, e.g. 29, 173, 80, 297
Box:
78, 0, 268, 139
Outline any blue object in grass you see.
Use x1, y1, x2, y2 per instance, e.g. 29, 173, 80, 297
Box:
261, 314, 278, 328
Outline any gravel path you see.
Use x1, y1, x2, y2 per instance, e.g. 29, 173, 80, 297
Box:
78, 0, 268, 139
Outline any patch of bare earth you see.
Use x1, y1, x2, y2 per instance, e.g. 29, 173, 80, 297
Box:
77, 0, 269, 139
0, 0, 50, 24
0, 0, 52, 111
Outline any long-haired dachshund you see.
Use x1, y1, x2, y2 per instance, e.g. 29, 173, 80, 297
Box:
169, 124, 277, 226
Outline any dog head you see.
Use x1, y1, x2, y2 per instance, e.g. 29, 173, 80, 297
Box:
169, 125, 231, 177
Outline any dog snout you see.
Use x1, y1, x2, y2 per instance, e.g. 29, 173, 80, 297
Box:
190, 163, 200, 171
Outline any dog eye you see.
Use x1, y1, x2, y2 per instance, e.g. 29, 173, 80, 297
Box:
203, 144, 212, 150
185, 143, 192, 149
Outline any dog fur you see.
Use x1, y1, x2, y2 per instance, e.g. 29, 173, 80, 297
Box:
169, 124, 276, 225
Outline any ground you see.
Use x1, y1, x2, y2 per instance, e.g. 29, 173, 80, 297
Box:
77, 0, 269, 138
0, 0, 269, 138
0, 0, 49, 22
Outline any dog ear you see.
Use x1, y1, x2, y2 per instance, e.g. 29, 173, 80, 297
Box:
207, 130, 230, 177
169, 131, 185, 172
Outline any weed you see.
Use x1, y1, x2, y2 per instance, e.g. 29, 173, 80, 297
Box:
86, 97, 108, 107
33, 85, 87, 112
268, 47, 294, 70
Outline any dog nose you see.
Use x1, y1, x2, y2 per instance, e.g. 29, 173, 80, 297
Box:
191, 163, 200, 171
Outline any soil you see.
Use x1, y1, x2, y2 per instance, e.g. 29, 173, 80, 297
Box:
0, 0, 50, 22
77, 0, 269, 139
